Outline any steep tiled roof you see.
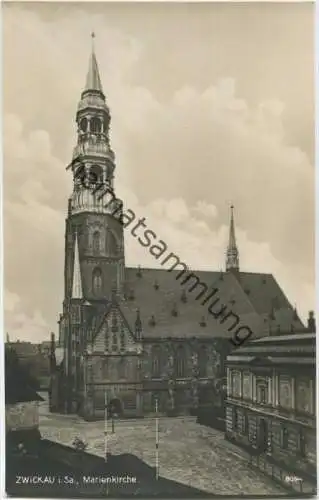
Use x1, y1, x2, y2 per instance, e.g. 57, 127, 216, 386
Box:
88, 267, 305, 341
236, 272, 299, 316
114, 267, 305, 340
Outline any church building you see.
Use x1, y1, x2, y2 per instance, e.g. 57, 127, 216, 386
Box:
49, 38, 307, 420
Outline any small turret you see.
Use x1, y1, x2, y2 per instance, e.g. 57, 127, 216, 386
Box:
226, 205, 239, 273
307, 310, 316, 332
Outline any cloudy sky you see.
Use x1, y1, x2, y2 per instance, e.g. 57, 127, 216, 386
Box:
3, 2, 315, 342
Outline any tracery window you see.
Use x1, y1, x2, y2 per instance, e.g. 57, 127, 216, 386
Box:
198, 345, 208, 377
120, 329, 125, 351
105, 230, 117, 256
118, 357, 126, 379
152, 346, 162, 377
93, 231, 101, 255
92, 268, 103, 296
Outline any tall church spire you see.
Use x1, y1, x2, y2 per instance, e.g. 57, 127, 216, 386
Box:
84, 32, 104, 95
69, 34, 120, 217
72, 232, 83, 299
226, 205, 240, 272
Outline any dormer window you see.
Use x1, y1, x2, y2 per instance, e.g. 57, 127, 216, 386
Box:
181, 290, 187, 303
149, 315, 156, 327
199, 317, 207, 327
154, 281, 159, 290
171, 304, 178, 317
128, 289, 135, 301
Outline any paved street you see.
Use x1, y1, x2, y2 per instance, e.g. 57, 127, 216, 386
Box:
38, 395, 285, 496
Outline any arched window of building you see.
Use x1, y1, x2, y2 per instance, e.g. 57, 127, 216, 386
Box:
105, 230, 117, 256
92, 268, 103, 296
175, 345, 186, 378
111, 332, 117, 351
80, 117, 87, 133
118, 357, 126, 379
198, 345, 208, 377
120, 329, 125, 351
91, 117, 102, 134
152, 346, 162, 378
89, 164, 103, 186
93, 231, 101, 255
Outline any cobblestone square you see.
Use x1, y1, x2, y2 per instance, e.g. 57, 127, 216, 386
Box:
39, 399, 286, 496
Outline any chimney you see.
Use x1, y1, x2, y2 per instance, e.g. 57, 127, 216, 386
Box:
307, 311, 316, 332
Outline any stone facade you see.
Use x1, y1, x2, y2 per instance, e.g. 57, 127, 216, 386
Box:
225, 333, 316, 494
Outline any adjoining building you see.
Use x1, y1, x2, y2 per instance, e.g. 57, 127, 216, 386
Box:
225, 332, 316, 494
50, 37, 308, 420
5, 346, 44, 452
5, 338, 51, 390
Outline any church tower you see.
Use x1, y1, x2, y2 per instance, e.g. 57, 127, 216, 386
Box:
58, 35, 125, 412
226, 205, 239, 272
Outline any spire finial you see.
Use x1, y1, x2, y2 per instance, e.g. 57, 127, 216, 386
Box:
91, 31, 95, 51
226, 203, 239, 273
84, 33, 104, 94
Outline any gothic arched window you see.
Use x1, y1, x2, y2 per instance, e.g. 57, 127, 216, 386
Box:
152, 346, 162, 377
198, 345, 208, 378
80, 117, 87, 133
118, 357, 126, 379
105, 230, 117, 256
91, 117, 102, 134
90, 164, 103, 185
120, 329, 125, 351
92, 267, 103, 296
175, 345, 186, 378
93, 231, 101, 256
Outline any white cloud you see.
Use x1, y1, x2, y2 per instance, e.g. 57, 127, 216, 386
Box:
4, 291, 20, 313
193, 201, 218, 219
3, 5, 314, 339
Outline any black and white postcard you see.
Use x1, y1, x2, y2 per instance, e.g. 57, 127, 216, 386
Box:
3, 1, 316, 497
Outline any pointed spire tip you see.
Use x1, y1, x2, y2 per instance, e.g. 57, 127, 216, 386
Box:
84, 33, 104, 94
